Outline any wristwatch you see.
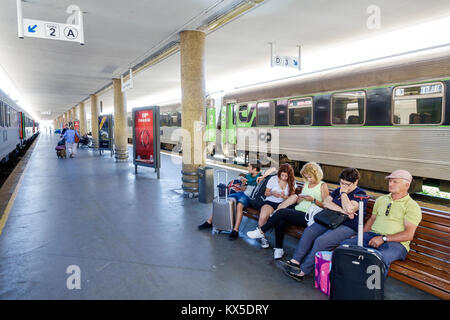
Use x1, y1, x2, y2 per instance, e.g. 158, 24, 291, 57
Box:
382, 236, 388, 242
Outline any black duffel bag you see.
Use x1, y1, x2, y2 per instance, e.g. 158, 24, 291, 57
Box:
313, 208, 348, 229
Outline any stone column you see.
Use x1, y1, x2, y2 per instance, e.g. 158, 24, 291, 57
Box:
113, 78, 128, 162
72, 107, 77, 123
90, 94, 99, 149
79, 102, 86, 135
180, 30, 206, 196
68, 109, 73, 126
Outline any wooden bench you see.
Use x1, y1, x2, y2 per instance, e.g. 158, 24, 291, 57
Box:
242, 184, 450, 300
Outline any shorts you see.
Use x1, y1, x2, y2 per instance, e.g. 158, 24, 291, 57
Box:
228, 192, 250, 207
262, 200, 296, 210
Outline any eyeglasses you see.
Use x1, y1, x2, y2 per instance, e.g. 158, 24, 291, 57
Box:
385, 203, 392, 216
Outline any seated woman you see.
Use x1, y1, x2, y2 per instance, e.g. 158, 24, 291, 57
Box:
246, 163, 296, 249
283, 167, 367, 281
247, 162, 329, 259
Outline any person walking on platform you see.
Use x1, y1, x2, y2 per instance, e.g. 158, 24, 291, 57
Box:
63, 125, 81, 158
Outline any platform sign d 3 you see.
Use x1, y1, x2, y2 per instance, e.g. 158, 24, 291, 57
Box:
133, 106, 160, 179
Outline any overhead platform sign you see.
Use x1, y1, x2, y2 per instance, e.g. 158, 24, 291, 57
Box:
269, 42, 301, 70
17, 1, 84, 45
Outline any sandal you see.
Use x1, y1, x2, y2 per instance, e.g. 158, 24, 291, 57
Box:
284, 269, 305, 282
279, 259, 301, 270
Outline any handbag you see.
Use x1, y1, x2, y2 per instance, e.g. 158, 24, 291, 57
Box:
305, 204, 323, 227
313, 208, 348, 229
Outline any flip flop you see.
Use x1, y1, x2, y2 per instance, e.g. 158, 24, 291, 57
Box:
284, 269, 305, 282
279, 259, 301, 270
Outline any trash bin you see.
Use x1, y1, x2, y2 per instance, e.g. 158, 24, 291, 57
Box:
198, 166, 214, 203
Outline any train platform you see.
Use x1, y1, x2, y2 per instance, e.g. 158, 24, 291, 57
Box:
0, 134, 439, 300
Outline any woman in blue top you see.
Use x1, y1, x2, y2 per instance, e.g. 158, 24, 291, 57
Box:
282, 167, 368, 281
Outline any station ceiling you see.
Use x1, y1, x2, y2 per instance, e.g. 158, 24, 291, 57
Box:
1, 0, 450, 121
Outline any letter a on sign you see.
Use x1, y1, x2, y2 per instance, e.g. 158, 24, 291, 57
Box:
366, 265, 381, 290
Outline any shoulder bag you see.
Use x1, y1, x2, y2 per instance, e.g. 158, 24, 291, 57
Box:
313, 208, 348, 229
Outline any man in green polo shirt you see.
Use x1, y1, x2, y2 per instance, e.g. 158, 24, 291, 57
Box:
341, 169, 422, 277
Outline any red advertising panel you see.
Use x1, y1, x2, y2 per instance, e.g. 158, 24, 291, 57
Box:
135, 109, 154, 164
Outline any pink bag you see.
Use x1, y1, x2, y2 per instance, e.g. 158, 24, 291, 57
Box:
55, 145, 66, 151
315, 251, 333, 296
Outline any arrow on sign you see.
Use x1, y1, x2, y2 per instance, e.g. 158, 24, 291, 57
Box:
28, 25, 37, 32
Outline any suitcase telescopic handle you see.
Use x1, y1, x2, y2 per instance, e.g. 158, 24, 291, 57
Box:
217, 170, 228, 201
354, 194, 370, 247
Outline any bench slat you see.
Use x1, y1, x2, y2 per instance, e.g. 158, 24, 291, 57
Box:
421, 212, 450, 227
417, 221, 450, 237
410, 243, 450, 262
406, 251, 450, 273
414, 231, 450, 251
391, 260, 450, 285
388, 269, 450, 300
411, 237, 450, 256
389, 264, 450, 295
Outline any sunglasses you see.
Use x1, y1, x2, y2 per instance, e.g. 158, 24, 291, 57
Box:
385, 203, 392, 216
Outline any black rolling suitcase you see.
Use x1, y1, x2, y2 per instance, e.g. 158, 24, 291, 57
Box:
329, 194, 386, 300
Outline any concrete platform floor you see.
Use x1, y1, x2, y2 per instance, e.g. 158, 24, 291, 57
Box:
0, 134, 438, 300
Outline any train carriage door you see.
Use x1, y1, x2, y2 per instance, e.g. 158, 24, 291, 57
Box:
220, 105, 227, 146
227, 104, 237, 145
205, 107, 216, 143
19, 112, 24, 140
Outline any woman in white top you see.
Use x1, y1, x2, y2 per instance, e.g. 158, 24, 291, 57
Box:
247, 163, 296, 248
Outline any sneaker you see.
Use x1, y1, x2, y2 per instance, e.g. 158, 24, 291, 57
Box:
274, 248, 284, 260
228, 230, 239, 240
198, 221, 212, 230
246, 228, 264, 239
260, 237, 270, 249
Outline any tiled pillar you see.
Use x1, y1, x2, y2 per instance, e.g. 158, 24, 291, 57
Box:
180, 30, 206, 195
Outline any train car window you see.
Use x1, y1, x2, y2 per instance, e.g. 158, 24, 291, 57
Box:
0, 102, 3, 127
275, 100, 288, 126
237, 105, 248, 124
288, 98, 313, 126
170, 112, 178, 127
257, 101, 274, 126
393, 82, 444, 125
6, 105, 11, 127
177, 111, 181, 127
331, 91, 365, 125
160, 113, 167, 127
